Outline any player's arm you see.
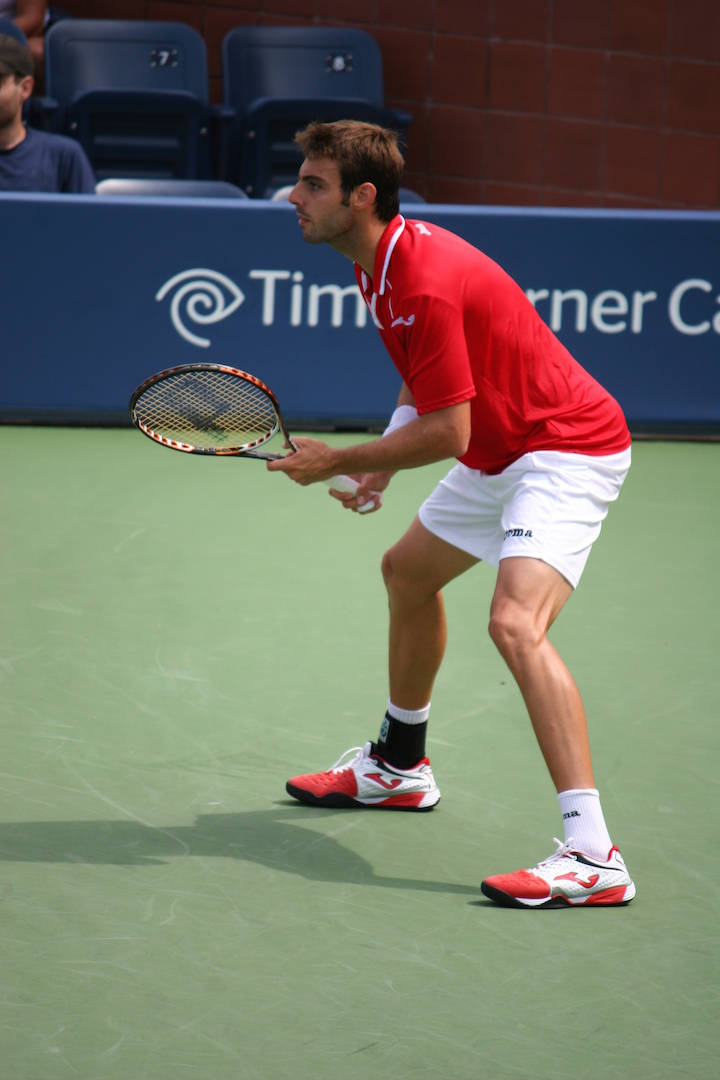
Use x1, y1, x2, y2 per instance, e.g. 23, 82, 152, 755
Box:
267, 397, 471, 487
349, 381, 418, 496
396, 380, 415, 408
324, 382, 421, 511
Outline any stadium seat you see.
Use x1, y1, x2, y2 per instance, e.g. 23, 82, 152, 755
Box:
269, 185, 295, 202
221, 25, 413, 197
399, 187, 426, 202
96, 177, 248, 197
43, 19, 233, 180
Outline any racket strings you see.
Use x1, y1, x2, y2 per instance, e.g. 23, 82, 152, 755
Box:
135, 370, 279, 450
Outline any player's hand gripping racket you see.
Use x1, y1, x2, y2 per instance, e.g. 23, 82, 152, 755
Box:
129, 363, 378, 512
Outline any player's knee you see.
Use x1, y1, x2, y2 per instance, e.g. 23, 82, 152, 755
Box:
381, 544, 423, 603
488, 603, 542, 658
381, 545, 403, 594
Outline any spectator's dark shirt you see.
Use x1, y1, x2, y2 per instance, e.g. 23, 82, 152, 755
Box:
0, 126, 95, 192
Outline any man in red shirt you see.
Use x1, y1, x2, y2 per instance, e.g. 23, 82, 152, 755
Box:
268, 120, 635, 909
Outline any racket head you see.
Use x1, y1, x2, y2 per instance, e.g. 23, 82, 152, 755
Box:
128, 363, 285, 456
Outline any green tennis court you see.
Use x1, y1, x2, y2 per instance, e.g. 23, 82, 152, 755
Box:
2, 426, 718, 1079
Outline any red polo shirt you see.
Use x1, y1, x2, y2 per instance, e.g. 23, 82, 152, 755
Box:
354, 216, 631, 474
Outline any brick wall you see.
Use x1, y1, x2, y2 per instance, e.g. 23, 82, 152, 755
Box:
59, 1, 720, 208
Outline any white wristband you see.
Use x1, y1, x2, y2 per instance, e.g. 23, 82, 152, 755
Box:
383, 404, 418, 437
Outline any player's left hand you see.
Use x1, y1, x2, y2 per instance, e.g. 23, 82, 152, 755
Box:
329, 470, 392, 513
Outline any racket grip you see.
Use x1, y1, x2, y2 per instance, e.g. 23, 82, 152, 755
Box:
326, 474, 378, 514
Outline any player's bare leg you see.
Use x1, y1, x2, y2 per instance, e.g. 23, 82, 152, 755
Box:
285, 519, 474, 810
478, 554, 637, 906
382, 517, 479, 709
488, 556, 594, 792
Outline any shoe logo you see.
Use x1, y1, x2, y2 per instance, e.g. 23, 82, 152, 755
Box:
363, 772, 402, 790
554, 871, 600, 889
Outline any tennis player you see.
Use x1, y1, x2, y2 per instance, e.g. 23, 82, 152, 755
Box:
268, 120, 636, 908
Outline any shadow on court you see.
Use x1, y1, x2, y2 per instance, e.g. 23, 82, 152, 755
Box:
0, 807, 480, 896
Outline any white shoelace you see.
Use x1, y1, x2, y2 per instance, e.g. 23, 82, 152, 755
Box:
329, 745, 367, 773
537, 837, 577, 867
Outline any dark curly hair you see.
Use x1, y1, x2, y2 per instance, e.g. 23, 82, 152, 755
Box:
294, 120, 404, 223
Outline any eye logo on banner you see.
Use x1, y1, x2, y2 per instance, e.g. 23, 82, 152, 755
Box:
156, 269, 245, 347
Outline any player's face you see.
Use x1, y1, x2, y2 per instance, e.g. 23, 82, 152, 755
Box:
0, 73, 32, 131
289, 158, 355, 246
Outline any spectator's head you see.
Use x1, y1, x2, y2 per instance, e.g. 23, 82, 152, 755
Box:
0, 34, 34, 128
0, 33, 34, 80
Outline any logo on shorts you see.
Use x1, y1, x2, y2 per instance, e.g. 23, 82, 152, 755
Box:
504, 528, 533, 539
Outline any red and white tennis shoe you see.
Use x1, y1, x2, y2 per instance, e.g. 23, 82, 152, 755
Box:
481, 838, 636, 908
286, 741, 440, 810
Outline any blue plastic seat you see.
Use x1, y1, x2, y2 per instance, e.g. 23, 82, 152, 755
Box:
43, 19, 233, 179
399, 187, 426, 203
95, 177, 248, 198
222, 25, 413, 197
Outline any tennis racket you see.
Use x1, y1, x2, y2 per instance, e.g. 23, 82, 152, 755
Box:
128, 363, 378, 512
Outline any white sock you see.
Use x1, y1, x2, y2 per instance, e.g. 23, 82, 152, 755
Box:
386, 700, 431, 724
557, 788, 613, 860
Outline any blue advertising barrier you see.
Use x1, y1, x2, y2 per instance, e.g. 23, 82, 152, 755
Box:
1, 192, 719, 434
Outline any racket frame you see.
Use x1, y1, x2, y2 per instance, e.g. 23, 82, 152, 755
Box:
128, 362, 294, 458
129, 362, 378, 512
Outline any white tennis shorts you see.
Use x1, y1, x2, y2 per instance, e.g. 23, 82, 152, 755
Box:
418, 448, 631, 589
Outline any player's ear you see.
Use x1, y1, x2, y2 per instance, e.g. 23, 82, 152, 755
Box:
352, 181, 378, 212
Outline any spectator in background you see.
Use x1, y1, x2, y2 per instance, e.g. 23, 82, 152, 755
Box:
0, 1, 49, 85
0, 32, 94, 192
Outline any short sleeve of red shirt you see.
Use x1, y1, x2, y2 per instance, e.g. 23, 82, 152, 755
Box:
380, 291, 476, 414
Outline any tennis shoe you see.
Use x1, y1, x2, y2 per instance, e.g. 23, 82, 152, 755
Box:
481, 838, 636, 908
286, 741, 440, 810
